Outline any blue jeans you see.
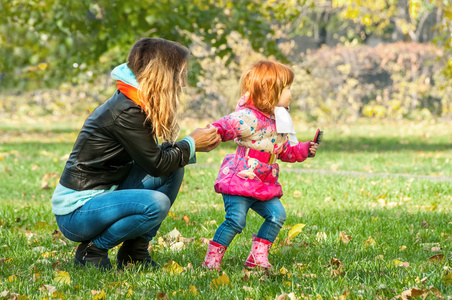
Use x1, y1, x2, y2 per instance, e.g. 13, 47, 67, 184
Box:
55, 164, 184, 250
213, 194, 286, 247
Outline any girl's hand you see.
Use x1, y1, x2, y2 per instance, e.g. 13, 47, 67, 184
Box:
309, 141, 319, 157
189, 125, 221, 152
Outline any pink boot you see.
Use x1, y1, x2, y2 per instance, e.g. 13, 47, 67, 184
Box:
202, 241, 227, 270
244, 235, 272, 268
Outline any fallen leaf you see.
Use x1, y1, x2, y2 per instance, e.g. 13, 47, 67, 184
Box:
8, 275, 17, 282
421, 220, 428, 228
400, 287, 425, 298
54, 271, 71, 285
330, 258, 343, 269
242, 268, 251, 282
182, 215, 190, 225
163, 261, 184, 275
442, 273, 452, 285
53, 290, 65, 299
287, 223, 306, 241
428, 254, 444, 262
170, 242, 184, 251
399, 245, 407, 251
91, 290, 106, 300
243, 286, 254, 292
165, 228, 181, 241
211, 274, 230, 289
339, 231, 352, 243
363, 236, 376, 247
189, 286, 199, 296
431, 247, 442, 252
275, 293, 297, 300
156, 292, 168, 299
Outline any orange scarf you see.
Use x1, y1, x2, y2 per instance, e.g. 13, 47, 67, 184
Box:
116, 80, 142, 107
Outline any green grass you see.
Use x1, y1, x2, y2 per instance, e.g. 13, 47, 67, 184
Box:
0, 116, 451, 299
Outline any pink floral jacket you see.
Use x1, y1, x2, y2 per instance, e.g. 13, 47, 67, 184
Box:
212, 101, 311, 201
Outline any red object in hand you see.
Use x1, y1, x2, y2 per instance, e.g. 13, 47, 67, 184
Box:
313, 128, 323, 144
308, 129, 323, 157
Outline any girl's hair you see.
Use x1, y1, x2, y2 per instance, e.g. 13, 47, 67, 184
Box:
239, 60, 294, 115
127, 38, 189, 143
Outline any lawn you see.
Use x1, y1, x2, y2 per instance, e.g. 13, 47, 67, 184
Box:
0, 116, 451, 299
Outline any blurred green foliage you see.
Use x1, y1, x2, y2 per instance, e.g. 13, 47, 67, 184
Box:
0, 0, 283, 90
1, 0, 452, 120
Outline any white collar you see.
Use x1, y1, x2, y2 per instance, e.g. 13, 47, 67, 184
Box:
274, 106, 298, 146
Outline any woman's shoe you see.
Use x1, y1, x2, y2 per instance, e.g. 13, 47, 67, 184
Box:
244, 235, 272, 269
202, 241, 227, 270
74, 241, 112, 270
117, 237, 159, 269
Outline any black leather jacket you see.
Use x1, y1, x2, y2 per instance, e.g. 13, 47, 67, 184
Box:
59, 91, 190, 191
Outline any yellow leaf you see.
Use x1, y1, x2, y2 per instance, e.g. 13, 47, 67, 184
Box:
92, 290, 106, 300
280, 267, 288, 275
399, 245, 407, 251
126, 288, 134, 298
363, 236, 376, 247
287, 223, 306, 240
211, 274, 230, 289
442, 273, 452, 285
163, 260, 184, 275
292, 190, 302, 197
339, 231, 352, 243
189, 285, 199, 296
389, 259, 403, 267
52, 291, 65, 299
54, 271, 71, 285
8, 275, 17, 282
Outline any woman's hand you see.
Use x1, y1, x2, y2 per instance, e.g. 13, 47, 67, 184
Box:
309, 141, 319, 157
189, 125, 221, 152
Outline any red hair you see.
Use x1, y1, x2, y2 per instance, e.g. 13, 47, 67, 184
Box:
239, 60, 294, 115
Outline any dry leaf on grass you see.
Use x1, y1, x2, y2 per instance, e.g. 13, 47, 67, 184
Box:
442, 273, 452, 285
211, 274, 230, 289
54, 271, 71, 285
163, 261, 184, 275
182, 215, 190, 225
428, 253, 444, 262
339, 231, 352, 243
156, 292, 168, 300
400, 287, 426, 299
363, 236, 376, 247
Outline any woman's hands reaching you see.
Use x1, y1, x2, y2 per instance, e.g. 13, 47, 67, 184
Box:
189, 124, 221, 152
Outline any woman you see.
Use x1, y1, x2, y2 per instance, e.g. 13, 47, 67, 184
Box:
52, 38, 221, 270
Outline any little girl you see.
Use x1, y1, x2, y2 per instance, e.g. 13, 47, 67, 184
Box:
202, 60, 318, 269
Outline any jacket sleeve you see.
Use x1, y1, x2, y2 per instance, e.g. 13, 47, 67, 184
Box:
278, 140, 311, 163
211, 110, 255, 142
112, 107, 190, 176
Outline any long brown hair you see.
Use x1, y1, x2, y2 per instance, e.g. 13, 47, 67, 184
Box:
240, 60, 294, 115
127, 38, 189, 143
